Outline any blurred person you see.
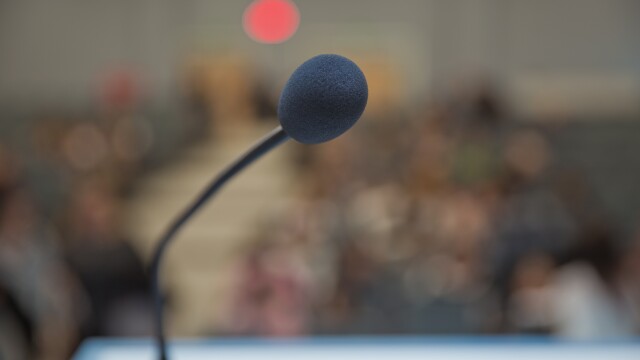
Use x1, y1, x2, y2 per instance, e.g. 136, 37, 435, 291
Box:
444, 79, 505, 190
225, 238, 310, 337
448, 77, 505, 130
552, 169, 607, 235
356, 120, 413, 186
346, 185, 412, 263
250, 77, 278, 122
402, 190, 498, 334
618, 230, 640, 333
310, 186, 419, 334
100, 70, 139, 116
63, 180, 152, 338
61, 118, 148, 194
437, 190, 492, 259
337, 187, 416, 334
0, 187, 81, 360
0, 145, 21, 197
61, 122, 110, 176
469, 80, 505, 129
403, 251, 497, 334
405, 106, 454, 194
506, 253, 556, 334
488, 129, 576, 305
299, 136, 363, 199
314, 240, 381, 334
445, 78, 506, 190
450, 130, 500, 189
551, 227, 637, 339
107, 114, 154, 188
0, 150, 32, 358
26, 121, 73, 221
98, 71, 155, 189
0, 282, 31, 360
59, 85, 152, 195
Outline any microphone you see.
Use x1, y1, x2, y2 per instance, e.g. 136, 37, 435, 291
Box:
150, 54, 368, 360
279, 54, 368, 144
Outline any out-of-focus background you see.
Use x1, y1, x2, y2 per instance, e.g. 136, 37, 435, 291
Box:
1, 0, 640, 359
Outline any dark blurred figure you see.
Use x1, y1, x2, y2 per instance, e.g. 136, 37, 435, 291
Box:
0, 145, 21, 199
488, 130, 576, 311
26, 120, 72, 222
0, 148, 32, 359
315, 240, 378, 334
0, 283, 31, 360
63, 180, 152, 338
0, 187, 81, 360
619, 229, 640, 332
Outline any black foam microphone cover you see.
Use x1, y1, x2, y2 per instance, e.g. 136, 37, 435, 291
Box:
278, 54, 368, 144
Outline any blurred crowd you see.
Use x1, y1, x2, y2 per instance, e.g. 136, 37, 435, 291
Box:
0, 80, 162, 359
1, 71, 640, 360
223, 85, 640, 339
0, 57, 271, 359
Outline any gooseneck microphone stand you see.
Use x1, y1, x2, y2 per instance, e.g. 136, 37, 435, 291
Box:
149, 126, 289, 360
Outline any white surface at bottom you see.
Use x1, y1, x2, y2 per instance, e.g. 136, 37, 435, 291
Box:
74, 338, 640, 360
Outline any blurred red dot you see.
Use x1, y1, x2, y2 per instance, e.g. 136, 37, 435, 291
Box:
243, 0, 300, 44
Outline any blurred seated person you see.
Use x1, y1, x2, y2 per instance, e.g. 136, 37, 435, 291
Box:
63, 180, 152, 338
0, 282, 31, 360
225, 239, 309, 337
0, 187, 81, 359
507, 253, 556, 334
489, 130, 576, 303
552, 227, 638, 339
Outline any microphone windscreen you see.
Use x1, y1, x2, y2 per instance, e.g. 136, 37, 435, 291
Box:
278, 54, 368, 144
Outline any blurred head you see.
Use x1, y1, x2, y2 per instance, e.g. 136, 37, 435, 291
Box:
68, 179, 120, 240
0, 145, 21, 191
575, 226, 621, 284
512, 253, 555, 291
0, 188, 39, 240
504, 130, 551, 180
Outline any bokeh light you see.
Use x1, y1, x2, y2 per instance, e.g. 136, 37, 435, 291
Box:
243, 0, 300, 44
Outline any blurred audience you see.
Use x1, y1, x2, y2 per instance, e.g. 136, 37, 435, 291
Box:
0, 69, 639, 360
223, 83, 640, 339
0, 104, 154, 359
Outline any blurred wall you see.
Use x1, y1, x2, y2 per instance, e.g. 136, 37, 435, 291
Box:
0, 0, 639, 115
0, 0, 191, 106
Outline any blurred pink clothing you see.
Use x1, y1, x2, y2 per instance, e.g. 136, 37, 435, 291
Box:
229, 248, 309, 336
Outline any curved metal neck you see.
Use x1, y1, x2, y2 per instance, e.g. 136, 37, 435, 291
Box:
150, 126, 289, 360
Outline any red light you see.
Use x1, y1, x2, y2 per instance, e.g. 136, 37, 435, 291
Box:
243, 0, 300, 44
